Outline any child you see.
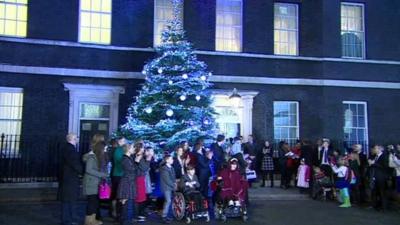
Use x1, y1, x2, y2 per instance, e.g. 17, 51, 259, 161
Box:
134, 143, 150, 222
296, 158, 311, 193
259, 141, 274, 187
117, 143, 140, 225
180, 165, 203, 211
331, 157, 351, 208
160, 155, 176, 224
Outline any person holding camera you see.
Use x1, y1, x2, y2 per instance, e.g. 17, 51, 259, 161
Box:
388, 144, 400, 194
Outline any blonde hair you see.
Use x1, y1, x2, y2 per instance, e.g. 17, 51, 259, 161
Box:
91, 134, 105, 149
123, 143, 133, 154
66, 133, 77, 142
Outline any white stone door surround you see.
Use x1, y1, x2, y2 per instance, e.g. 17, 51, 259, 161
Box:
211, 89, 259, 140
63, 83, 125, 138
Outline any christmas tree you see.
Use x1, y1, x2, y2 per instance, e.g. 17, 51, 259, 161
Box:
120, 0, 217, 150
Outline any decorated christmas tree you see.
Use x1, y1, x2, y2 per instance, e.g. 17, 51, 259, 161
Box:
120, 0, 217, 150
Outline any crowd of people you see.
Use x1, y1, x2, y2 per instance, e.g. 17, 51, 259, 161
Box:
258, 138, 400, 211
58, 133, 400, 225
59, 133, 250, 225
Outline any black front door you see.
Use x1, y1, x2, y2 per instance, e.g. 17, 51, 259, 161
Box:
79, 120, 109, 154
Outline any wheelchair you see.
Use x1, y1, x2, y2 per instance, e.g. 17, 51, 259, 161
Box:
211, 180, 248, 222
172, 191, 210, 224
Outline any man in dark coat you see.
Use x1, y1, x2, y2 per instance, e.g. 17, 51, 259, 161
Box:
210, 134, 226, 171
59, 133, 83, 225
369, 145, 389, 211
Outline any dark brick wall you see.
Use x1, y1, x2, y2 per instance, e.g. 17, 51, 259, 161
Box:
111, 0, 154, 47
184, 0, 216, 51
28, 0, 79, 41
213, 82, 400, 146
0, 73, 141, 138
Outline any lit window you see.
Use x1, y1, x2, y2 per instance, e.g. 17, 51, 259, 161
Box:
154, 0, 183, 46
274, 3, 298, 55
0, 87, 23, 158
216, 0, 242, 52
341, 3, 365, 58
0, 0, 28, 37
79, 0, 112, 44
343, 101, 368, 150
273, 101, 299, 143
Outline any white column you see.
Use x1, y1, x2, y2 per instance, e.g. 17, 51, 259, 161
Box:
241, 95, 254, 139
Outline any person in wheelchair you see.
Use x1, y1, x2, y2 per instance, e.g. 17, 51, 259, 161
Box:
216, 158, 248, 208
179, 165, 204, 212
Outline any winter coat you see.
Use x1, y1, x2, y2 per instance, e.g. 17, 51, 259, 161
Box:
117, 155, 138, 200
180, 174, 200, 194
160, 164, 176, 192
59, 142, 83, 202
82, 151, 108, 196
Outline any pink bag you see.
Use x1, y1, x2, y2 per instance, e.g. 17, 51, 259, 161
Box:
98, 180, 111, 200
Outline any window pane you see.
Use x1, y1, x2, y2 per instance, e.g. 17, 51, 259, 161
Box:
216, 0, 242, 52
343, 102, 368, 145
154, 0, 183, 46
274, 101, 299, 142
341, 4, 364, 58
80, 104, 110, 119
274, 3, 298, 55
79, 0, 112, 44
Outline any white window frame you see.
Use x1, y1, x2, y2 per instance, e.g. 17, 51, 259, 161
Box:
0, 86, 23, 158
343, 101, 369, 149
153, 0, 184, 47
274, 2, 299, 56
341, 2, 366, 59
0, 0, 28, 37
78, 0, 112, 45
273, 101, 300, 142
215, 0, 243, 52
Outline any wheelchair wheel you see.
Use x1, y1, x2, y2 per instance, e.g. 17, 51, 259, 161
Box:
242, 215, 248, 222
185, 217, 191, 224
172, 192, 186, 221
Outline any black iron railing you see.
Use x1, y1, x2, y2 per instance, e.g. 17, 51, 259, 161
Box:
0, 133, 63, 183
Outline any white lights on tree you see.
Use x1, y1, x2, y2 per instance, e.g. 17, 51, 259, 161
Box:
142, 70, 147, 75
195, 95, 201, 101
179, 95, 186, 101
168, 80, 173, 85
200, 75, 207, 81
145, 107, 153, 114
166, 109, 174, 117
182, 73, 188, 79
208, 72, 212, 76
158, 68, 163, 74
203, 118, 210, 125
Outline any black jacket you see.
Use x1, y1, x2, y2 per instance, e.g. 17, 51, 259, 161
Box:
370, 153, 389, 183
210, 142, 225, 170
59, 142, 83, 201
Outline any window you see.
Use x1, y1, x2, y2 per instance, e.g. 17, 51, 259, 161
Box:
154, 0, 183, 46
79, 0, 112, 44
216, 0, 242, 52
273, 101, 299, 143
0, 87, 23, 158
343, 101, 368, 150
274, 3, 298, 55
0, 0, 28, 37
341, 3, 365, 58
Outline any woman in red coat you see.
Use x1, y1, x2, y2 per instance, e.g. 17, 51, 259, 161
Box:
217, 158, 248, 204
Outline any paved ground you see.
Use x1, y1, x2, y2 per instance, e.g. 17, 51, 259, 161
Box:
0, 198, 399, 225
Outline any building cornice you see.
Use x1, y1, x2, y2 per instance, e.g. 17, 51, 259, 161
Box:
1, 64, 400, 90
1, 36, 400, 65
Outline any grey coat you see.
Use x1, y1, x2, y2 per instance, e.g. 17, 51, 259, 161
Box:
160, 165, 176, 193
82, 152, 108, 196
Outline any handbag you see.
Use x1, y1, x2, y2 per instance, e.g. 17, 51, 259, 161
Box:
98, 179, 112, 200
